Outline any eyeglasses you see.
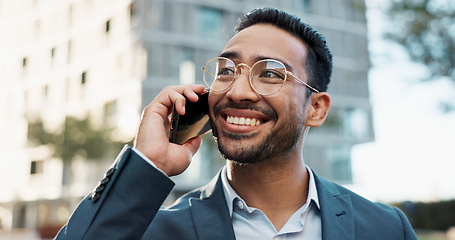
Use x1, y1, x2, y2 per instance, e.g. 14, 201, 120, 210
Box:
202, 57, 319, 96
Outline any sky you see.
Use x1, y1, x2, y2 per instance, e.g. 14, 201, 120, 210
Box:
349, 0, 455, 203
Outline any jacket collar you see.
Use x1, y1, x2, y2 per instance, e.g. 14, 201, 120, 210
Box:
313, 171, 354, 239
189, 170, 236, 240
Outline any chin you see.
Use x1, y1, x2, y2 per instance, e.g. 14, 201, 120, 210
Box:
216, 137, 272, 164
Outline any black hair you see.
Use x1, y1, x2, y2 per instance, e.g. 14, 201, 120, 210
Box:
235, 8, 332, 93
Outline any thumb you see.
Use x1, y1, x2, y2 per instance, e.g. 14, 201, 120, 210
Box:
183, 136, 203, 156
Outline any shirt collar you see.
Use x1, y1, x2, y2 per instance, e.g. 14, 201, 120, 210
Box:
221, 165, 320, 217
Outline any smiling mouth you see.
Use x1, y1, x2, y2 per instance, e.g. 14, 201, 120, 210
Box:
226, 115, 263, 126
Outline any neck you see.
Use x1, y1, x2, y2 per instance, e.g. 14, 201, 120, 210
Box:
227, 151, 309, 231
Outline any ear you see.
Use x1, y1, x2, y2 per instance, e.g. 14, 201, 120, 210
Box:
306, 92, 331, 127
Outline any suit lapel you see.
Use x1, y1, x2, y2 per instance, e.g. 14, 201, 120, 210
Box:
189, 172, 236, 240
188, 170, 355, 240
314, 172, 355, 240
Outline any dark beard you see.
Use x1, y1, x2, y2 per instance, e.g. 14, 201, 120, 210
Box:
211, 110, 304, 164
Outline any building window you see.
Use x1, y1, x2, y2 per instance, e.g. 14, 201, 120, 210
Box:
104, 100, 117, 120
30, 160, 44, 175
43, 85, 48, 98
21, 57, 28, 75
328, 145, 352, 183
128, 2, 138, 26
22, 57, 27, 68
302, 0, 311, 12
81, 71, 87, 85
105, 19, 111, 33
179, 48, 195, 85
162, 1, 173, 31
51, 47, 56, 59
13, 205, 26, 228
199, 7, 223, 39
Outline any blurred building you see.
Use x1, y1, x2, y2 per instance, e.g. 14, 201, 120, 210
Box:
0, 0, 373, 238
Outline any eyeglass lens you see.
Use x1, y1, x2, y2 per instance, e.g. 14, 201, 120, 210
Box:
203, 58, 286, 95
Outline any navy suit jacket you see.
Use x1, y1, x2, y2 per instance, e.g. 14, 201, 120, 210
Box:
56, 146, 417, 239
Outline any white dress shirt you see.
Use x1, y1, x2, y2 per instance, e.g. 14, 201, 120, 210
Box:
221, 166, 322, 240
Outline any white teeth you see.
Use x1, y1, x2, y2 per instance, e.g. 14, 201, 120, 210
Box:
233, 117, 239, 124
226, 115, 262, 126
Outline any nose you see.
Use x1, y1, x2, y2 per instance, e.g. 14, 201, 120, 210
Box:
225, 65, 260, 103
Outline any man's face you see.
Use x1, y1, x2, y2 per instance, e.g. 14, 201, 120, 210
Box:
208, 24, 313, 164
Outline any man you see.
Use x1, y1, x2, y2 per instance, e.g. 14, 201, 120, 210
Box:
56, 8, 417, 240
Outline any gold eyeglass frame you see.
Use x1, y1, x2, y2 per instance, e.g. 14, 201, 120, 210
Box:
202, 57, 320, 96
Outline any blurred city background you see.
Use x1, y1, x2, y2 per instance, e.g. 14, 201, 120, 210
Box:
0, 0, 454, 239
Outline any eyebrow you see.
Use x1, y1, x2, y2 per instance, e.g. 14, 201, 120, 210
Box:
218, 51, 295, 72
219, 51, 239, 60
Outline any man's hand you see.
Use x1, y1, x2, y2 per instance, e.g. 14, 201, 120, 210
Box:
134, 85, 206, 176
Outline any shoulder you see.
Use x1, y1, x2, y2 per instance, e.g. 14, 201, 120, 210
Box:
314, 172, 416, 239
319, 176, 401, 217
144, 173, 223, 238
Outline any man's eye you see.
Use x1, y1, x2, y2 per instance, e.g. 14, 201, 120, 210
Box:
218, 68, 235, 76
259, 70, 284, 79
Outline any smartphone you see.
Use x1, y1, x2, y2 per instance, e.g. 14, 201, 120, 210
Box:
169, 91, 212, 144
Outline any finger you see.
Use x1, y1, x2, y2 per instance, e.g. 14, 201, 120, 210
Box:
183, 136, 203, 156
183, 85, 206, 103
158, 85, 205, 115
169, 85, 205, 115
168, 93, 186, 116
145, 92, 184, 119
